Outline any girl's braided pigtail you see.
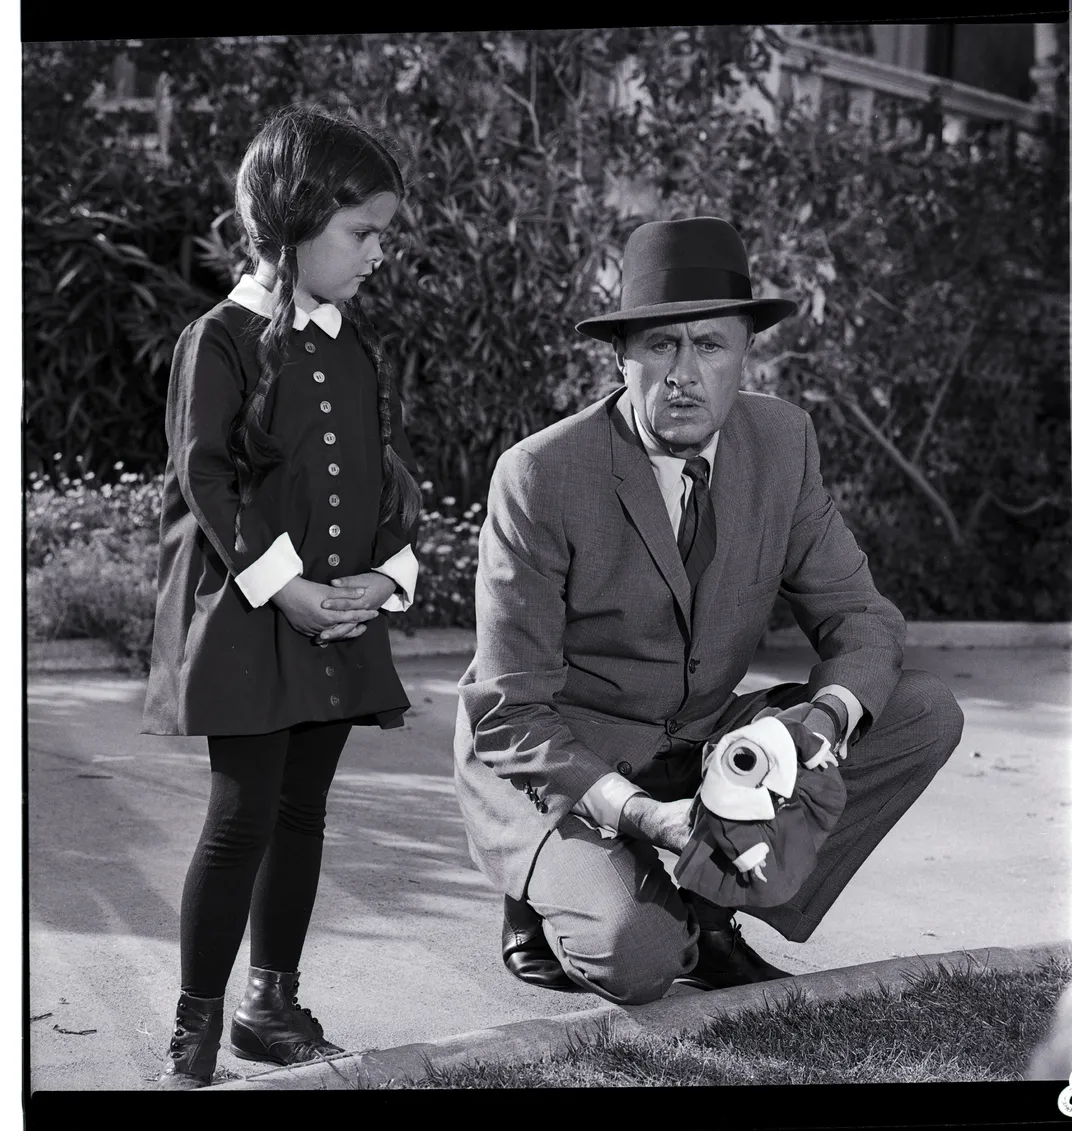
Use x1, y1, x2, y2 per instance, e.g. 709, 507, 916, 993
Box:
228, 246, 298, 551
351, 301, 422, 532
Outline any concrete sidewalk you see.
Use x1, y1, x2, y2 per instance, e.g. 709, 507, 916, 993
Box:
27, 644, 1071, 1091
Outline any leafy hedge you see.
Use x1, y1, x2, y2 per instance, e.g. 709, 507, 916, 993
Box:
26, 470, 481, 671
23, 31, 1070, 621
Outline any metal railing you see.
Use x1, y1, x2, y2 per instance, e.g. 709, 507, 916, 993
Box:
775, 36, 1047, 146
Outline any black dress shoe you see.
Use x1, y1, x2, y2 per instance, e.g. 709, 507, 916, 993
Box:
501, 895, 580, 992
677, 919, 792, 991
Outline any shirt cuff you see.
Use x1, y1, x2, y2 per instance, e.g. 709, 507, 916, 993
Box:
233, 532, 303, 608
372, 544, 418, 612
815, 684, 864, 745
571, 773, 645, 835
732, 842, 770, 873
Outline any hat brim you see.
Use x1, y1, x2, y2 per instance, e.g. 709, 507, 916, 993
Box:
575, 297, 798, 343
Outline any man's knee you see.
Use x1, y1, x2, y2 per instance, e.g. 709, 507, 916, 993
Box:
892, 669, 965, 763
555, 905, 695, 1006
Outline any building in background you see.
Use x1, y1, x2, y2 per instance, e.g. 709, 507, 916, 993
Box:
82, 24, 1067, 169
767, 22, 1067, 145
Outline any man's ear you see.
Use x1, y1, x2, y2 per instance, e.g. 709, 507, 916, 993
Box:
612, 331, 627, 377
741, 326, 755, 367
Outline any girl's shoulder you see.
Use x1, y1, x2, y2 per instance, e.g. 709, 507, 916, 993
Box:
179, 299, 263, 356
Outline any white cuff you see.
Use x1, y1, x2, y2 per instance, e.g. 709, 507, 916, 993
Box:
732, 842, 770, 873
571, 773, 645, 835
372, 544, 418, 612
233, 532, 303, 608
815, 684, 864, 744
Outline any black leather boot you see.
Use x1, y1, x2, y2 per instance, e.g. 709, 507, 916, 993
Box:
230, 966, 344, 1065
501, 895, 580, 992
677, 918, 792, 991
157, 992, 224, 1090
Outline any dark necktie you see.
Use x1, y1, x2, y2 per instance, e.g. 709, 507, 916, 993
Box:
677, 457, 717, 589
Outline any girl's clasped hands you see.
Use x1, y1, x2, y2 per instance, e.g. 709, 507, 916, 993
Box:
272, 573, 398, 643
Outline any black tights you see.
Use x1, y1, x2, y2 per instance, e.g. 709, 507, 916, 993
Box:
179, 721, 351, 999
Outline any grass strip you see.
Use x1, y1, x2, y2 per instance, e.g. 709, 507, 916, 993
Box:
379, 957, 1069, 1088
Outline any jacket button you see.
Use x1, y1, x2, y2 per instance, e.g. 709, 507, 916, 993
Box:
305, 342, 316, 354
329, 494, 340, 507
313, 371, 326, 383
325, 666, 335, 677
537, 801, 548, 814
616, 761, 632, 776
328, 553, 340, 567
330, 694, 340, 707
328, 462, 340, 476
329, 524, 341, 538
320, 400, 332, 413
668, 720, 681, 734
324, 432, 336, 445
688, 659, 699, 673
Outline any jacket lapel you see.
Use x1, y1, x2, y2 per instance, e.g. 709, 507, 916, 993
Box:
692, 403, 749, 614
608, 392, 692, 623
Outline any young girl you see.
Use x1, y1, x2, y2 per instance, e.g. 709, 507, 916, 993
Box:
141, 105, 423, 1089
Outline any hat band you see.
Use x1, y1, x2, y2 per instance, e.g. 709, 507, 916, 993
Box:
622, 266, 753, 309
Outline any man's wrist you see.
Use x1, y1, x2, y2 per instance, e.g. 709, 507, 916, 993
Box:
619, 792, 657, 844
809, 694, 848, 744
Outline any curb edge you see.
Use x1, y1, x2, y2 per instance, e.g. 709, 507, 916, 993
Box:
200, 940, 1072, 1092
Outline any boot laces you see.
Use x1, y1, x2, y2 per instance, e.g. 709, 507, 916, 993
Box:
726, 918, 742, 958
290, 978, 321, 1028
292, 995, 320, 1027
171, 1002, 189, 1045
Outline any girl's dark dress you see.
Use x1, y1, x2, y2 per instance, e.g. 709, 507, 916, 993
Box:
142, 297, 416, 737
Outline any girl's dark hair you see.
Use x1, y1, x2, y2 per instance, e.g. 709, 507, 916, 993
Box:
230, 104, 422, 547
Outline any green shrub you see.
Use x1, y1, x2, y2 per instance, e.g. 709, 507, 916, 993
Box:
24, 474, 483, 672
404, 487, 480, 631
27, 538, 159, 673
22, 31, 1070, 621
27, 463, 163, 569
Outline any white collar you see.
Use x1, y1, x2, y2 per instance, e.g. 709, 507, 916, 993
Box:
227, 274, 343, 339
618, 390, 720, 484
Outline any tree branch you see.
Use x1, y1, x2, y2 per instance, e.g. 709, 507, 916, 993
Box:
502, 80, 542, 151
964, 488, 992, 534
990, 493, 1063, 518
910, 320, 976, 465
758, 349, 813, 370
843, 397, 964, 545
863, 284, 917, 325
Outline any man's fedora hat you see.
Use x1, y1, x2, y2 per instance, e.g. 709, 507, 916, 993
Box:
575, 217, 797, 343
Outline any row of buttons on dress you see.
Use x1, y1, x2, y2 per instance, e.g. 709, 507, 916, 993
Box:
310, 339, 345, 705
310, 343, 345, 564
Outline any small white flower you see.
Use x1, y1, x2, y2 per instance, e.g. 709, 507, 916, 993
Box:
442, 496, 456, 507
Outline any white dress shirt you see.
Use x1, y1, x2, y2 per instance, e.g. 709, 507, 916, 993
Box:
570, 392, 863, 836
225, 275, 418, 612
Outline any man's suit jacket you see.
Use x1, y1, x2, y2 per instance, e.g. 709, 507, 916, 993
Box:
452, 386, 906, 900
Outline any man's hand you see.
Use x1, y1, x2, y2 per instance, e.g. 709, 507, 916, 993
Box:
619, 795, 696, 854
271, 576, 379, 639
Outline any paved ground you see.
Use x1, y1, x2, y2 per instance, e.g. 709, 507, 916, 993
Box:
27, 645, 1071, 1091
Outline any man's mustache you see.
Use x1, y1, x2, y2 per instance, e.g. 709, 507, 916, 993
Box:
664, 391, 706, 406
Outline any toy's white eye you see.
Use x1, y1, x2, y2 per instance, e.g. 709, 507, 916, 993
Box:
720, 740, 768, 787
